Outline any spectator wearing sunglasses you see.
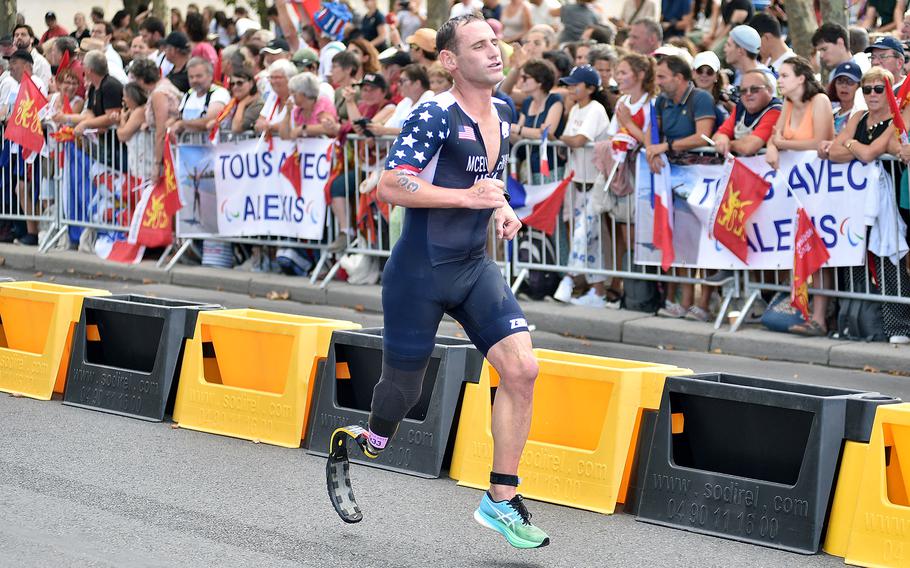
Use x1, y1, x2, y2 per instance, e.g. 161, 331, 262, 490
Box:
222, 69, 264, 133
827, 67, 910, 345
865, 36, 907, 94
691, 51, 729, 134
712, 68, 781, 157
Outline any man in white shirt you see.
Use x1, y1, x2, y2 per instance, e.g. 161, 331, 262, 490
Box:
12, 24, 51, 85
170, 58, 230, 133
90, 20, 128, 83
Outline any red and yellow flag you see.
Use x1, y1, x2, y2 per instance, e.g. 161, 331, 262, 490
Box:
712, 159, 770, 263
790, 207, 831, 320
4, 72, 48, 156
279, 147, 303, 198
161, 135, 182, 215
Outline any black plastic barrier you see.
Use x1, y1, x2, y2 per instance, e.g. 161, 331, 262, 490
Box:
306, 328, 483, 478
635, 373, 899, 554
62, 295, 220, 421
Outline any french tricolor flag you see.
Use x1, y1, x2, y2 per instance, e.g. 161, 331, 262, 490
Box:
649, 101, 675, 270
539, 126, 550, 177
506, 170, 574, 236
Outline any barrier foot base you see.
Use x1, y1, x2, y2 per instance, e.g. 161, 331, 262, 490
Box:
730, 289, 760, 333
510, 268, 529, 294
327, 425, 377, 523
39, 225, 67, 254
161, 240, 193, 271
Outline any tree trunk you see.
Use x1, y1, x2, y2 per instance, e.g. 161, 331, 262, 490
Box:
785, 0, 819, 60
426, 0, 449, 31
152, 0, 169, 29
818, 0, 848, 40
0, 0, 16, 37
256, 0, 269, 29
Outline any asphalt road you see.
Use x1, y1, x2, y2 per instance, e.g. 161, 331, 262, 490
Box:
0, 267, 899, 568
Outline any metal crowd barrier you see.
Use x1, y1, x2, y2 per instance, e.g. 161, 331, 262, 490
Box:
509, 139, 740, 329
0, 122, 61, 250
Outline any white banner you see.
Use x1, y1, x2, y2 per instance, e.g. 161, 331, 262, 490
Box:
635, 150, 872, 269
214, 137, 332, 240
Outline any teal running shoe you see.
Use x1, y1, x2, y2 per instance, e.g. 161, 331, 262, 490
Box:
473, 492, 550, 549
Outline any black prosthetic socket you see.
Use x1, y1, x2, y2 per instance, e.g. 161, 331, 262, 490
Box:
366, 358, 429, 452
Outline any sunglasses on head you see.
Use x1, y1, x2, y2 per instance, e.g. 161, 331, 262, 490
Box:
862, 85, 887, 94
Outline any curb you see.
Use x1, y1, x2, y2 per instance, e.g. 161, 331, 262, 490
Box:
2, 244, 907, 374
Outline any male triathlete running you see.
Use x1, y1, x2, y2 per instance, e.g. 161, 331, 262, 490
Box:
327, 13, 549, 549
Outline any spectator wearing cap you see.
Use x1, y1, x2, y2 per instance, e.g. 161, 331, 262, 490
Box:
164, 32, 192, 93
554, 64, 611, 307
317, 2, 353, 81
826, 62, 862, 134
647, 55, 716, 320
279, 72, 339, 140
378, 48, 411, 103
292, 48, 320, 74
330, 71, 394, 252
866, 36, 907, 93
627, 18, 662, 56
395, 1, 422, 42
71, 12, 90, 42
861, 0, 905, 33
724, 25, 774, 88
257, 38, 292, 96
331, 51, 362, 122
750, 13, 793, 78
766, 56, 835, 336
361, 0, 391, 51
170, 57, 230, 134
90, 20, 128, 84
406, 29, 437, 68
2, 49, 48, 120
691, 51, 729, 131
348, 37, 382, 76
12, 24, 51, 84
41, 12, 68, 44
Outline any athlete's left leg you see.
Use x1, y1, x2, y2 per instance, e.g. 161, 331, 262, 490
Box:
448, 260, 549, 548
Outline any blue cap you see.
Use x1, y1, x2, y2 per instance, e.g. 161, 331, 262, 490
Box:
559, 65, 602, 87
865, 35, 905, 57
830, 61, 862, 84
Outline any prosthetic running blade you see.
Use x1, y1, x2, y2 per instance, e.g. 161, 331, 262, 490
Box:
327, 425, 375, 523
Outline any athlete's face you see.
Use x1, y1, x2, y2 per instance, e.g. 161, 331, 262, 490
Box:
449, 20, 503, 88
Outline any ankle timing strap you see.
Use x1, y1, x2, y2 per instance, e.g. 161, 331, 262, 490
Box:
490, 472, 521, 487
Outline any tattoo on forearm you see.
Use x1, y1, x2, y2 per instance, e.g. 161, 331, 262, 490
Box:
395, 170, 419, 193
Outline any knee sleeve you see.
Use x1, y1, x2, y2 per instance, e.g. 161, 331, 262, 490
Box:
368, 358, 429, 439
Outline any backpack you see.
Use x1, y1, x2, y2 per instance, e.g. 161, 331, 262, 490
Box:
837, 299, 887, 342
622, 263, 662, 314
516, 234, 560, 300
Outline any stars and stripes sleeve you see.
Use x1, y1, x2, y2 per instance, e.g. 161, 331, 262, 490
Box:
384, 100, 449, 174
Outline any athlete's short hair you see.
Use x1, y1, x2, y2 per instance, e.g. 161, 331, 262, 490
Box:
437, 13, 486, 54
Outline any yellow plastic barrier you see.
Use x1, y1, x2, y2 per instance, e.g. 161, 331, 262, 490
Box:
449, 349, 691, 514
0, 281, 110, 400
826, 403, 910, 567
172, 309, 360, 448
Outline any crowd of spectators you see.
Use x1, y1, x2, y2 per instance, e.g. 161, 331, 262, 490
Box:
1, 0, 909, 343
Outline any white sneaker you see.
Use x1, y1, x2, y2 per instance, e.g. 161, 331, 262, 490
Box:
890, 335, 910, 344
552, 276, 574, 303
657, 301, 687, 318
570, 289, 608, 308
